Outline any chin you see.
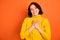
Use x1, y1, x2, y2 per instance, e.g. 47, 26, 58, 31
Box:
35, 13, 38, 15
33, 13, 38, 16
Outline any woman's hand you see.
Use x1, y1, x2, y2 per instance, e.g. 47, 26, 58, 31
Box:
28, 20, 36, 33
34, 20, 44, 34
28, 20, 44, 33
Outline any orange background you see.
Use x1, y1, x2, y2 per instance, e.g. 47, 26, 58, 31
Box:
0, 0, 60, 40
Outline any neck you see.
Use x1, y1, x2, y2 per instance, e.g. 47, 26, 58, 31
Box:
32, 14, 40, 17
32, 14, 37, 16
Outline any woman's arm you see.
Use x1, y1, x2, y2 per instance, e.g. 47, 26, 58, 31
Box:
28, 25, 35, 33
20, 18, 36, 40
20, 18, 30, 39
39, 19, 51, 40
35, 19, 51, 40
28, 20, 36, 33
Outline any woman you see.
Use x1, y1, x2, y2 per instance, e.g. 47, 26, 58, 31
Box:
20, 2, 51, 40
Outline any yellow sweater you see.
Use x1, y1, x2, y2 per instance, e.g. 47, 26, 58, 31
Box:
20, 15, 51, 40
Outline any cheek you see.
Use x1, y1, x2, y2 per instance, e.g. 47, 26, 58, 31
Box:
31, 10, 34, 14
31, 10, 33, 13
36, 9, 39, 13
37, 10, 39, 13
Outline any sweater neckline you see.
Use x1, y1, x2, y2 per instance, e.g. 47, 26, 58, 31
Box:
32, 14, 41, 18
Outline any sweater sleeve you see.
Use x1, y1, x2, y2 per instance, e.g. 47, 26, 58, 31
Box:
20, 18, 30, 39
41, 18, 51, 40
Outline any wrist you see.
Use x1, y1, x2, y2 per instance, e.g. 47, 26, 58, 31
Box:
28, 25, 35, 33
39, 29, 44, 34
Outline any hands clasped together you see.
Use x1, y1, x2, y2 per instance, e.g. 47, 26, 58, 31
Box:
28, 20, 44, 34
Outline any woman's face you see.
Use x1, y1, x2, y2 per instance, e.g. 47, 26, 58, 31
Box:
30, 4, 39, 16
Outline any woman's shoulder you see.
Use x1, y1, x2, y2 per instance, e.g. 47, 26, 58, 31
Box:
42, 17, 49, 22
24, 17, 31, 21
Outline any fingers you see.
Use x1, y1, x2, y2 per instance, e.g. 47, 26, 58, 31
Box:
32, 20, 36, 26
36, 20, 40, 23
32, 20, 35, 24
32, 20, 40, 28
32, 20, 40, 25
